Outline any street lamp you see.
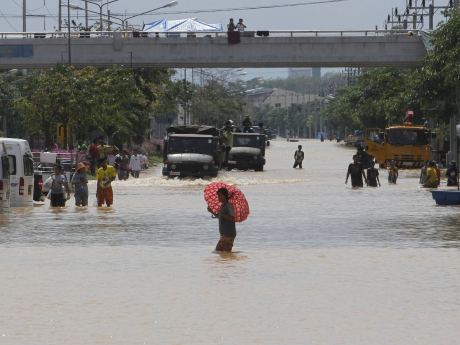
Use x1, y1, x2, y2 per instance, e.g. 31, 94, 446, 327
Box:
66, 1, 178, 31
120, 1, 178, 30
67, 4, 123, 30
77, 0, 119, 31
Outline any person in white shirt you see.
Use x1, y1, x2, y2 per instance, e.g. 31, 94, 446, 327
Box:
140, 154, 149, 170
236, 18, 246, 32
129, 151, 142, 178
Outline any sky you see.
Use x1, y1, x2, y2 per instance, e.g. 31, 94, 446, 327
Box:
0, 0, 450, 79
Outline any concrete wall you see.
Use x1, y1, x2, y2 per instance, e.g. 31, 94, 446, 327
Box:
0, 34, 427, 69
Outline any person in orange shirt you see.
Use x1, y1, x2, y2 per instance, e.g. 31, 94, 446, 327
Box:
96, 159, 116, 207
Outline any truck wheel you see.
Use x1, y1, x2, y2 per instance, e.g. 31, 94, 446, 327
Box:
266, 141, 270, 147
255, 164, 264, 172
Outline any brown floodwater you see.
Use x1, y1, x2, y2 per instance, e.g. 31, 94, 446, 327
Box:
0, 140, 459, 344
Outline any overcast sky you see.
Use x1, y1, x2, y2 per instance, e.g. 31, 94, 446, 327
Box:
0, 1, 449, 79
2, 0, 444, 32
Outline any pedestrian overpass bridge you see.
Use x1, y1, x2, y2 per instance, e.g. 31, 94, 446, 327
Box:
0, 30, 429, 69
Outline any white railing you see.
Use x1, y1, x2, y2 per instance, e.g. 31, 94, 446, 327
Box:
0, 29, 422, 40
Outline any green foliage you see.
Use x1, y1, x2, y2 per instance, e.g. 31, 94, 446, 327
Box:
189, 79, 245, 127
324, 10, 460, 134
323, 68, 418, 132
6, 66, 175, 146
417, 9, 460, 122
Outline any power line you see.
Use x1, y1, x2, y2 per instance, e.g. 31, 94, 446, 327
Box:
112, 0, 349, 17
1, 0, 349, 29
0, 8, 18, 31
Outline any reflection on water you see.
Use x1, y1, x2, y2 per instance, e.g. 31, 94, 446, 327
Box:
0, 140, 459, 344
1, 140, 459, 249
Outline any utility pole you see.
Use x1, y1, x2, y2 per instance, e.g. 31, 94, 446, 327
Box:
85, 0, 89, 29
22, 0, 26, 32
58, 0, 62, 31
67, 0, 71, 65
383, 1, 454, 31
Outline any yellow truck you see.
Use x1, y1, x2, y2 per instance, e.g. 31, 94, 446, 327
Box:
364, 125, 431, 169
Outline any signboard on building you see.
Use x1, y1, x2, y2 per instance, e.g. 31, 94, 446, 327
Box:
56, 123, 67, 146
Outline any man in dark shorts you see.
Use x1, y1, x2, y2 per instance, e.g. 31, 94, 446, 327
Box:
49, 165, 71, 207
366, 161, 381, 187
293, 145, 304, 169
208, 188, 236, 252
345, 155, 367, 187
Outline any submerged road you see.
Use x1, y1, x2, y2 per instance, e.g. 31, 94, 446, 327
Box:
0, 140, 458, 344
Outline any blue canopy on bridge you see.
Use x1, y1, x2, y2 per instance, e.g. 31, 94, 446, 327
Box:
143, 18, 223, 32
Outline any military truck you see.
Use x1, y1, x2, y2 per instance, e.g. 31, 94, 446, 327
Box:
227, 132, 266, 171
251, 125, 271, 146
162, 126, 222, 178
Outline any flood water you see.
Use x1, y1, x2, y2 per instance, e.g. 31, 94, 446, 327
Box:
1, 140, 459, 345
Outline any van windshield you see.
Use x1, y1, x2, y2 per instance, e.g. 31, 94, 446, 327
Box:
168, 137, 215, 155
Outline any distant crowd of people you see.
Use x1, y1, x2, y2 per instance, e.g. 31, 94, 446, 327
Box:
340, 146, 458, 189
419, 160, 458, 188
84, 138, 148, 178
44, 137, 151, 208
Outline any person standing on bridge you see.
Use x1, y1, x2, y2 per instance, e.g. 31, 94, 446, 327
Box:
227, 18, 236, 32
236, 19, 247, 32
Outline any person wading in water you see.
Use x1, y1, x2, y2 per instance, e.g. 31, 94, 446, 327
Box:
345, 155, 367, 187
293, 145, 304, 169
366, 161, 381, 187
207, 188, 236, 252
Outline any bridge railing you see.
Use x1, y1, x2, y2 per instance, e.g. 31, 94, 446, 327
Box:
0, 29, 421, 40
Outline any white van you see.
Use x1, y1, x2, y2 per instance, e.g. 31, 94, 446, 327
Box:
0, 142, 11, 210
0, 138, 34, 207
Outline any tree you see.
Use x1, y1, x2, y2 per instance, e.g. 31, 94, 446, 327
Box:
13, 66, 174, 147
417, 9, 460, 123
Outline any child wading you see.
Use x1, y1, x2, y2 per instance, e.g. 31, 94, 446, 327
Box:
293, 145, 304, 169
207, 188, 236, 252
387, 160, 399, 184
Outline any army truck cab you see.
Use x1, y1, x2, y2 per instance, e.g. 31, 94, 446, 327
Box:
227, 132, 266, 171
162, 126, 222, 178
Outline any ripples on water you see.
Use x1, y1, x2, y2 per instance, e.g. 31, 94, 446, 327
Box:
1, 140, 459, 345
1, 140, 458, 249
